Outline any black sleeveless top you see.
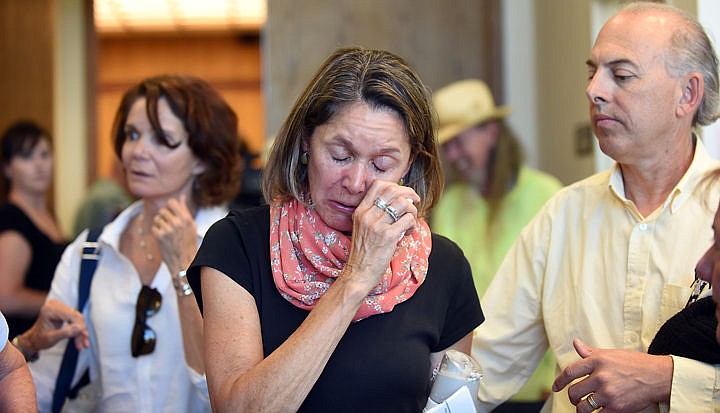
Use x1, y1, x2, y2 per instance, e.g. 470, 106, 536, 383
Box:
189, 206, 484, 413
0, 203, 67, 337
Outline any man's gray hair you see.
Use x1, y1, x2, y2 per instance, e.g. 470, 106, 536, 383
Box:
623, 2, 719, 126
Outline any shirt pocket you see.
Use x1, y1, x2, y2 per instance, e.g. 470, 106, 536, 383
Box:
658, 283, 690, 327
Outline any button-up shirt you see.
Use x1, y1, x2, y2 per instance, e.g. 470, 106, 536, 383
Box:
31, 201, 226, 413
473, 141, 720, 413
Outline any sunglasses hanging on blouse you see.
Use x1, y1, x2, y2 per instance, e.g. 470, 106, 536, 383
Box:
131, 285, 162, 357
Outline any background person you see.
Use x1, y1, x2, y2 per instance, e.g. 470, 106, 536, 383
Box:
72, 160, 132, 237
28, 74, 241, 412
0, 121, 67, 338
188, 46, 484, 412
432, 80, 562, 411
432, 79, 562, 296
474, 3, 720, 412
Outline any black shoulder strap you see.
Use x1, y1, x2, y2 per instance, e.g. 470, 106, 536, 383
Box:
51, 227, 102, 413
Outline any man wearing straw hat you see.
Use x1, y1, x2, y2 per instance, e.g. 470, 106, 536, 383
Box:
473, 3, 720, 412
432, 79, 562, 412
433, 79, 562, 300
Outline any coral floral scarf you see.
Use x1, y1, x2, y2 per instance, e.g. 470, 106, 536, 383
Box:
270, 198, 432, 321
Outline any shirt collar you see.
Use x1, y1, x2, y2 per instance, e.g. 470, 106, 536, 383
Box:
608, 138, 716, 215
97, 200, 227, 248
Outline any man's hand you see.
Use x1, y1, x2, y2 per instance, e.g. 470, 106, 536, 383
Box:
552, 338, 673, 412
20, 299, 89, 355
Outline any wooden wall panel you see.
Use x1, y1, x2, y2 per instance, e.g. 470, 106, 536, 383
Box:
0, 0, 54, 138
96, 33, 264, 179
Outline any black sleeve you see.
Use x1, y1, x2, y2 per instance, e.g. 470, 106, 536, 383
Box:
432, 234, 485, 351
188, 206, 270, 314
0, 204, 29, 233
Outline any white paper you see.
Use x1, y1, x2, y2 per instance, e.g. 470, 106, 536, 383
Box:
423, 386, 477, 413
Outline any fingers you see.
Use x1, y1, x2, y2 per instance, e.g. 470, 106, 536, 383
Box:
552, 339, 596, 392
574, 338, 594, 358
374, 196, 417, 226
150, 196, 199, 269
363, 180, 420, 228
45, 322, 89, 350
583, 393, 603, 412
43, 300, 84, 326
152, 196, 192, 233
28, 300, 89, 352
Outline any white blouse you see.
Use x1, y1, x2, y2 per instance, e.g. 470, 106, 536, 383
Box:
0, 311, 7, 353
30, 201, 227, 413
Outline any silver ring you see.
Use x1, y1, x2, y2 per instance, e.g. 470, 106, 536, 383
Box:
374, 197, 389, 210
586, 393, 600, 410
385, 205, 400, 222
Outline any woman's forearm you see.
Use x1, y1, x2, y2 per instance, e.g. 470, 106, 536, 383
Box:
209, 270, 370, 413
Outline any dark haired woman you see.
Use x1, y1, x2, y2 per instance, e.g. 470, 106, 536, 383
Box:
0, 121, 67, 338
26, 75, 241, 412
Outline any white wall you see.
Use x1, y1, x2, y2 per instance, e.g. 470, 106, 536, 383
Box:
502, 1, 538, 168
504, 0, 595, 185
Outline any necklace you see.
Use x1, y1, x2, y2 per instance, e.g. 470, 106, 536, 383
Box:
137, 214, 154, 262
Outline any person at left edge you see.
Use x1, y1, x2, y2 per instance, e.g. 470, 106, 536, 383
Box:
27, 74, 241, 412
0, 309, 37, 412
188, 46, 484, 412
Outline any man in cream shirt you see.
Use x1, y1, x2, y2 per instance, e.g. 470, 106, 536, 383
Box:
474, 3, 720, 412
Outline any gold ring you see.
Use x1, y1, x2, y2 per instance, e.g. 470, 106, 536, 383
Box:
586, 393, 600, 410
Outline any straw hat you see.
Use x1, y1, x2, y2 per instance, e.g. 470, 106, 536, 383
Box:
434, 79, 512, 144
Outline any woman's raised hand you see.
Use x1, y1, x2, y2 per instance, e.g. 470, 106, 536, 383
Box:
152, 194, 198, 273
343, 180, 420, 291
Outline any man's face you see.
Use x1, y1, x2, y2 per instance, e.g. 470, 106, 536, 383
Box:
441, 121, 498, 186
695, 198, 720, 345
585, 11, 684, 164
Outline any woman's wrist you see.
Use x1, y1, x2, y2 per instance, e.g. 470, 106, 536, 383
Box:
172, 269, 194, 297
335, 266, 375, 305
11, 333, 38, 362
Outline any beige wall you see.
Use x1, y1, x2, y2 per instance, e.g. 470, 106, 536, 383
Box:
535, 1, 595, 184
54, 0, 89, 236
264, 0, 500, 140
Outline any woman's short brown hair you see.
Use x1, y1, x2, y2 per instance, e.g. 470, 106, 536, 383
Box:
262, 46, 443, 217
112, 74, 241, 207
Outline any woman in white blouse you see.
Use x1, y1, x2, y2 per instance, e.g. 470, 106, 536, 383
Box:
22, 74, 241, 412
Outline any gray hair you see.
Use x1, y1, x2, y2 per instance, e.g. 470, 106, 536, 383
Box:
621, 2, 719, 126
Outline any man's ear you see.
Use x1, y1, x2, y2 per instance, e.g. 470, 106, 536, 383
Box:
677, 72, 704, 119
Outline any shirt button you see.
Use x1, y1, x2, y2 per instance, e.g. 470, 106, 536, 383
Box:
624, 331, 640, 346
639, 223, 648, 231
